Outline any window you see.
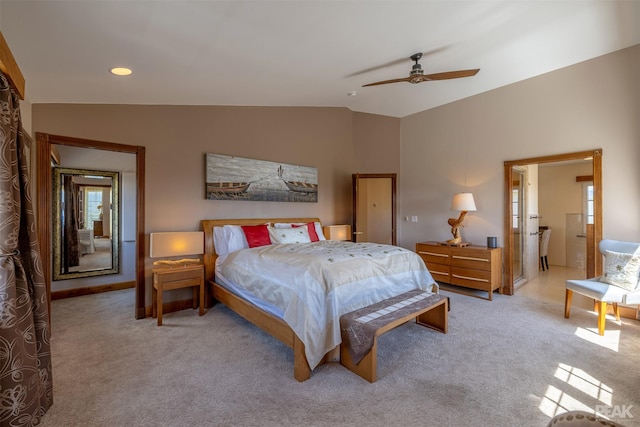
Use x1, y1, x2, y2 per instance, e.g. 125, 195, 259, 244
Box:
582, 182, 594, 232
83, 187, 103, 228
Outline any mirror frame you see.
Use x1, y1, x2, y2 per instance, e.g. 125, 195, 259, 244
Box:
52, 167, 120, 280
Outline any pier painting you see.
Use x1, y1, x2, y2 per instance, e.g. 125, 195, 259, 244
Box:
205, 153, 318, 202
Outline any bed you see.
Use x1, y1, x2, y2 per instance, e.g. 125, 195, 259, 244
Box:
202, 217, 437, 381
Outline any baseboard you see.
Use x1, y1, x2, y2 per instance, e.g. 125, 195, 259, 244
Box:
51, 281, 135, 300
616, 305, 639, 321
144, 299, 199, 318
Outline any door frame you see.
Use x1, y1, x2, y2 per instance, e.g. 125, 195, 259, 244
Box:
352, 173, 397, 245
502, 149, 602, 295
36, 133, 147, 319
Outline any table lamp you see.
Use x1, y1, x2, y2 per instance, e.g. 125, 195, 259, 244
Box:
150, 231, 204, 267
446, 193, 476, 246
323, 225, 352, 241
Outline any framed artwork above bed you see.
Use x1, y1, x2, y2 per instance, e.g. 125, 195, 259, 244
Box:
205, 153, 318, 202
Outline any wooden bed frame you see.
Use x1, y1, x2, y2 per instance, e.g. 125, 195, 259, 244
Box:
202, 218, 338, 382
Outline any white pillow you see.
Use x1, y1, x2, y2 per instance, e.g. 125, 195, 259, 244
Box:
268, 226, 311, 244
600, 250, 640, 291
272, 221, 326, 241
314, 222, 326, 241
213, 226, 229, 256
213, 225, 249, 256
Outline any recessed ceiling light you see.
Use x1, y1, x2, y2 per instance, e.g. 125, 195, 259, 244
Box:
347, 91, 357, 97
110, 67, 133, 76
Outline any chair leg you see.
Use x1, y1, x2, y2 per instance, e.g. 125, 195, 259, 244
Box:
544, 256, 549, 270
613, 303, 620, 321
541, 257, 545, 271
597, 301, 607, 335
564, 289, 572, 318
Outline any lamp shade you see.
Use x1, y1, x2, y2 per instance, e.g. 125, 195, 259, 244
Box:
451, 193, 477, 212
150, 231, 204, 258
323, 225, 352, 241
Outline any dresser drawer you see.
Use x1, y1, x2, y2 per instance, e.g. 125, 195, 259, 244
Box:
425, 262, 450, 282
450, 267, 492, 290
450, 249, 492, 271
416, 244, 450, 264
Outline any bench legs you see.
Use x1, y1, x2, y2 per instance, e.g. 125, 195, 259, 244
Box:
416, 299, 448, 333
340, 339, 378, 383
340, 298, 448, 383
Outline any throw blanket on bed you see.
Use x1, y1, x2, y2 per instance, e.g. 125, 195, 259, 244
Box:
217, 241, 436, 369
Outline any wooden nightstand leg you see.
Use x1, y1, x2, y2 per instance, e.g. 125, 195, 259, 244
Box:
192, 286, 198, 309
152, 285, 157, 319
199, 282, 205, 316
157, 285, 163, 326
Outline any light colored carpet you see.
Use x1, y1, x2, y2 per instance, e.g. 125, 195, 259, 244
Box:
40, 289, 640, 427
69, 238, 112, 272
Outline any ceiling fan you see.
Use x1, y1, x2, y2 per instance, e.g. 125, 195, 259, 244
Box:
362, 53, 480, 87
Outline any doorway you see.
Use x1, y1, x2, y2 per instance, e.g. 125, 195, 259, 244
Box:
352, 173, 396, 245
503, 149, 602, 295
36, 133, 147, 319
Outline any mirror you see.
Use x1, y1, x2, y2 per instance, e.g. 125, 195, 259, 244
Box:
53, 167, 120, 280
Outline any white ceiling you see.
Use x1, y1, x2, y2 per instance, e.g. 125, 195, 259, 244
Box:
1, 0, 638, 118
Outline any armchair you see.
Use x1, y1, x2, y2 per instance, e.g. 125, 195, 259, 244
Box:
77, 229, 95, 255
565, 239, 640, 335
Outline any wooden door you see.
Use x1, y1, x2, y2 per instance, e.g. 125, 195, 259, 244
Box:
352, 173, 396, 245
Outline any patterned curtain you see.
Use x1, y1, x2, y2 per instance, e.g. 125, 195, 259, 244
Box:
0, 73, 53, 424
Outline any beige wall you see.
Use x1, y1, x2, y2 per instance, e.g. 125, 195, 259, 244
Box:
353, 112, 400, 174
399, 44, 640, 250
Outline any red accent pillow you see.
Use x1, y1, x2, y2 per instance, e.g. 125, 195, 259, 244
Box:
293, 222, 319, 242
241, 224, 272, 248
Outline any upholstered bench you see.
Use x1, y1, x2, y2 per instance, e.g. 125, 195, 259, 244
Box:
339, 290, 448, 382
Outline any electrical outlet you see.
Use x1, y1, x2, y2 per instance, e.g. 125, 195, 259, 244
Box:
411, 216, 418, 222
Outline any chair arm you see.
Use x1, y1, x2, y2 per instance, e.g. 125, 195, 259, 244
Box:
623, 288, 640, 305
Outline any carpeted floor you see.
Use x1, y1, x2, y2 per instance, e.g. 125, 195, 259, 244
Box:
69, 238, 112, 272
40, 288, 640, 427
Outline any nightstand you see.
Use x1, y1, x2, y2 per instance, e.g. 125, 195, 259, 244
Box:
152, 264, 205, 326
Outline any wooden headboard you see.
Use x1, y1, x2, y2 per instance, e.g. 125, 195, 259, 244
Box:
201, 217, 321, 285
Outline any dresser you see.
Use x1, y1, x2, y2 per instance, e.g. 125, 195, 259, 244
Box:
416, 242, 503, 300
93, 220, 103, 237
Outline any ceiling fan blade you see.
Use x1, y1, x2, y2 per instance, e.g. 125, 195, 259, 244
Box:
422, 69, 480, 80
346, 46, 449, 78
362, 76, 412, 87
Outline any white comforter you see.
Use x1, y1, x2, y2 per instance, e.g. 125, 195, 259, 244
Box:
216, 240, 436, 369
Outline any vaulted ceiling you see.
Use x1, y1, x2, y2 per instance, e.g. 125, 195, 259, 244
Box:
1, 0, 639, 117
